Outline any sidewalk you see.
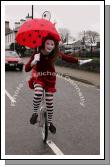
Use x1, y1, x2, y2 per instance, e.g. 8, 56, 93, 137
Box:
55, 66, 100, 88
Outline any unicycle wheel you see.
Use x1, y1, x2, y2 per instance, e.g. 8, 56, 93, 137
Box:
41, 111, 48, 143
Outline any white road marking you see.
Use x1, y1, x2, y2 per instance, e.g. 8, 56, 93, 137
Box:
46, 140, 64, 155
5, 89, 16, 103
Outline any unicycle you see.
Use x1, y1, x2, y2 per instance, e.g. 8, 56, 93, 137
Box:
38, 90, 48, 143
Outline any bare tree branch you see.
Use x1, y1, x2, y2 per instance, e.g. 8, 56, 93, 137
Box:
58, 28, 70, 43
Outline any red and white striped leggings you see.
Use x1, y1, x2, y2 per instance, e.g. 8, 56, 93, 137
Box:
33, 83, 54, 124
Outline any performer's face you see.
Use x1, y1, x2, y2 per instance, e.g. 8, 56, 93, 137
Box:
44, 39, 55, 53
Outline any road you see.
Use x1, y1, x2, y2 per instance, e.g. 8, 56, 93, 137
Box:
5, 67, 100, 155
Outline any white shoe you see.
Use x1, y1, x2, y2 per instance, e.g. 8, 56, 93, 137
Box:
79, 59, 92, 65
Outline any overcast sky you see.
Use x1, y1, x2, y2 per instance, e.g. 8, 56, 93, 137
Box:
5, 5, 100, 39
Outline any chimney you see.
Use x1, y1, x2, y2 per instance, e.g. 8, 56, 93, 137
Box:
20, 19, 26, 26
5, 21, 9, 29
15, 22, 20, 28
26, 13, 32, 21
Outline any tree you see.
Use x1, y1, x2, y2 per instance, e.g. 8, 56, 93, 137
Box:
85, 30, 100, 43
10, 43, 26, 57
58, 28, 70, 43
85, 30, 100, 56
79, 30, 100, 56
79, 30, 100, 44
10, 43, 20, 53
69, 35, 76, 42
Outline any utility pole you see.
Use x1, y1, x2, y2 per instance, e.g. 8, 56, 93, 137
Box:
90, 38, 93, 57
66, 33, 68, 45
32, 5, 33, 19
82, 30, 85, 48
83, 30, 86, 56
80, 30, 86, 56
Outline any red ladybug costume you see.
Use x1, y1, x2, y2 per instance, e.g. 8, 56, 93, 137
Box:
25, 51, 79, 92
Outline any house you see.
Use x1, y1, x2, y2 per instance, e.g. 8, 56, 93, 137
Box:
62, 40, 82, 50
5, 21, 12, 49
5, 21, 11, 34
5, 13, 32, 50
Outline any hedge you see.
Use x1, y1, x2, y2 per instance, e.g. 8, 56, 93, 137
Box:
55, 57, 100, 73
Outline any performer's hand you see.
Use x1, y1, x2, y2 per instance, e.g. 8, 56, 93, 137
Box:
79, 59, 92, 65
31, 53, 40, 66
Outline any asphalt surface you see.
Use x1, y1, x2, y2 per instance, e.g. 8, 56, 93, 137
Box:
5, 67, 100, 155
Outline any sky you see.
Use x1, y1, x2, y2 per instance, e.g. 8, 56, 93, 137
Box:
5, 5, 100, 40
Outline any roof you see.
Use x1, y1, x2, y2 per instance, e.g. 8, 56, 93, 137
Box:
74, 40, 81, 47
63, 41, 76, 45
20, 19, 26, 21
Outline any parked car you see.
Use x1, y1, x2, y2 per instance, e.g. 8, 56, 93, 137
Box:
5, 50, 24, 71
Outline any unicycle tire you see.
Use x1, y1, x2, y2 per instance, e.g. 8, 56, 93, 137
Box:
42, 111, 48, 143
